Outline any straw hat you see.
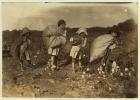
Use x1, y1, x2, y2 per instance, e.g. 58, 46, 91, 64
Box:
21, 27, 30, 36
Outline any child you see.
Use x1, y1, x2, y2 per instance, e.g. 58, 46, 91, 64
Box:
70, 28, 87, 73
47, 19, 67, 71
16, 27, 32, 71
100, 31, 119, 74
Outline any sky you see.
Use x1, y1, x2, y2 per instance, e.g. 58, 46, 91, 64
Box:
2, 2, 138, 31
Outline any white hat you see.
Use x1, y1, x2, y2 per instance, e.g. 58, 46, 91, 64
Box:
77, 28, 88, 35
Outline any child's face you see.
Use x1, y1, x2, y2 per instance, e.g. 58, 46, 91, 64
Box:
111, 32, 117, 37
23, 36, 27, 42
26, 32, 30, 37
80, 33, 86, 38
59, 24, 66, 30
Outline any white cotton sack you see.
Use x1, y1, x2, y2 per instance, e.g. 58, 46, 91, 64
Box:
90, 34, 114, 62
42, 25, 66, 48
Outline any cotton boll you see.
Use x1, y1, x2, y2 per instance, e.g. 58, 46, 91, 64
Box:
116, 66, 120, 72
99, 71, 102, 75
99, 65, 103, 71
109, 87, 112, 92
86, 68, 90, 72
83, 71, 86, 75
97, 68, 100, 71
112, 61, 117, 68
102, 71, 104, 74
88, 74, 91, 78
111, 68, 115, 74
81, 74, 85, 79
101, 63, 105, 66
83, 54, 86, 57
125, 67, 129, 72
103, 74, 106, 78
117, 66, 120, 69
120, 72, 124, 76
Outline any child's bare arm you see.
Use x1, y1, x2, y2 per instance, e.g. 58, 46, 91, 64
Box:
83, 38, 87, 47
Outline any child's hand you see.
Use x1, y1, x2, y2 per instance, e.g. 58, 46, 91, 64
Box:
70, 37, 74, 42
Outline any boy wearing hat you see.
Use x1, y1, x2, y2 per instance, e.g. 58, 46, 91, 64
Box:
70, 28, 88, 73
16, 27, 32, 71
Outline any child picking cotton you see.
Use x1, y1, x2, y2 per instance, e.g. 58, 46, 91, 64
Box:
15, 27, 32, 71
70, 28, 88, 73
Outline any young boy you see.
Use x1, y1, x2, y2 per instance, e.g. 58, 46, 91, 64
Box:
16, 27, 32, 71
70, 28, 87, 73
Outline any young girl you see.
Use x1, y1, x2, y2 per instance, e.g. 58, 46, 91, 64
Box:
47, 19, 67, 71
70, 28, 87, 73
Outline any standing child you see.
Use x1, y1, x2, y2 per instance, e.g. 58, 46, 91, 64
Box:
16, 27, 32, 71
47, 19, 67, 71
70, 28, 87, 73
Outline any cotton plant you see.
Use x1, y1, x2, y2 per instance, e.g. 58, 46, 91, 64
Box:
97, 65, 105, 75
33, 55, 38, 66
81, 68, 92, 79
32, 50, 41, 66
97, 60, 122, 77
111, 61, 120, 75
124, 67, 130, 76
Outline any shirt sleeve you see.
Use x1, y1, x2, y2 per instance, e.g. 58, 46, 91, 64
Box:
27, 39, 31, 45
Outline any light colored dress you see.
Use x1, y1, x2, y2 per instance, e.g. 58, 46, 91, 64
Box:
48, 47, 60, 56
70, 37, 87, 59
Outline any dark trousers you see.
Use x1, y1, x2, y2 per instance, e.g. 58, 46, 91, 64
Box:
101, 48, 111, 72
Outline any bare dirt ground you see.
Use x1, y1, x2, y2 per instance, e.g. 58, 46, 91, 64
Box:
2, 53, 137, 98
